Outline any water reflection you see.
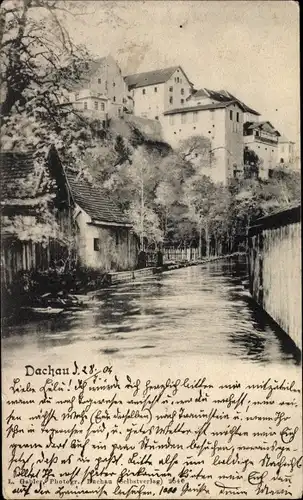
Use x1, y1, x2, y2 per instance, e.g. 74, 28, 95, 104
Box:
2, 259, 301, 367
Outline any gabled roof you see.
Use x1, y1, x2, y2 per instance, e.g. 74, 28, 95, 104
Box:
244, 120, 280, 136
72, 56, 112, 90
279, 134, 294, 144
125, 66, 188, 89
164, 101, 241, 115
0, 148, 71, 206
0, 151, 37, 200
190, 88, 260, 115
218, 90, 260, 115
67, 173, 131, 226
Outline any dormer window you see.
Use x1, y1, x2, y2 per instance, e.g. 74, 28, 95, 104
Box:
142, 88, 146, 95
169, 86, 173, 92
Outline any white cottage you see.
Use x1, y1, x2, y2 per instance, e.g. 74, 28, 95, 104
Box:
67, 174, 138, 271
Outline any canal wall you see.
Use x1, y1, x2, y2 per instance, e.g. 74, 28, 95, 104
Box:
248, 204, 301, 349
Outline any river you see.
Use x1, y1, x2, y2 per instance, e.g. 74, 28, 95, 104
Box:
2, 258, 300, 373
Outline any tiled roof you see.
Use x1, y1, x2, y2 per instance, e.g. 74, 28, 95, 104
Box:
0, 151, 37, 200
66, 173, 130, 226
219, 90, 260, 115
244, 121, 280, 135
191, 88, 260, 115
279, 134, 294, 143
205, 89, 232, 102
72, 57, 108, 90
125, 66, 179, 89
163, 101, 234, 115
189, 88, 210, 99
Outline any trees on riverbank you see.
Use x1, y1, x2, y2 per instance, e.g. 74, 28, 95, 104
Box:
1, 1, 300, 256
90, 137, 301, 256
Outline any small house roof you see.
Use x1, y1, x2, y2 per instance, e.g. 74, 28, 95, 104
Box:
71, 56, 112, 90
66, 173, 131, 227
125, 66, 188, 89
244, 121, 281, 136
0, 151, 36, 200
190, 88, 260, 115
164, 100, 241, 115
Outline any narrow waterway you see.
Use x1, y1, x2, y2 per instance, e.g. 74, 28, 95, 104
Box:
2, 259, 301, 371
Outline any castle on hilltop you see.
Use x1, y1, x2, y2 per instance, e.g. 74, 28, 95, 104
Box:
67, 55, 296, 184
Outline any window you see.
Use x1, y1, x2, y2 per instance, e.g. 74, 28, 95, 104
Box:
113, 82, 116, 87
94, 101, 98, 110
115, 231, 119, 246
169, 115, 174, 125
280, 158, 284, 163
181, 114, 187, 124
84, 101, 88, 110
229, 110, 233, 120
236, 112, 239, 122
113, 96, 116, 102
255, 130, 259, 137
101, 102, 105, 111
142, 88, 146, 95
181, 88, 184, 95
155, 116, 159, 120
181, 99, 184, 104
98, 78, 101, 84
93, 238, 100, 251
193, 111, 198, 123
105, 81, 108, 90
169, 96, 173, 104
169, 86, 173, 92
154, 87, 157, 92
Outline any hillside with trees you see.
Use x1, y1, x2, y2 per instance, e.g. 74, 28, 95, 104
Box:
1, 0, 300, 257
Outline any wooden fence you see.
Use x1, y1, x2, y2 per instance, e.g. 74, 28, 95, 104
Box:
248, 205, 301, 348
163, 247, 200, 262
1, 236, 71, 286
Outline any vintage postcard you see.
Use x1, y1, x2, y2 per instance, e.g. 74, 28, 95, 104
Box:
1, 1, 301, 498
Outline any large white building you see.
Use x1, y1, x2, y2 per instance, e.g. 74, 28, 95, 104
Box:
277, 135, 296, 167
162, 100, 246, 184
125, 66, 193, 120
69, 55, 131, 120
243, 121, 280, 178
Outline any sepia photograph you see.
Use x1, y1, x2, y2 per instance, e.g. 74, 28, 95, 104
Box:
1, 1, 301, 498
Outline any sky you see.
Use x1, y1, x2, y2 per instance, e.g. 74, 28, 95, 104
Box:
61, 0, 299, 144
